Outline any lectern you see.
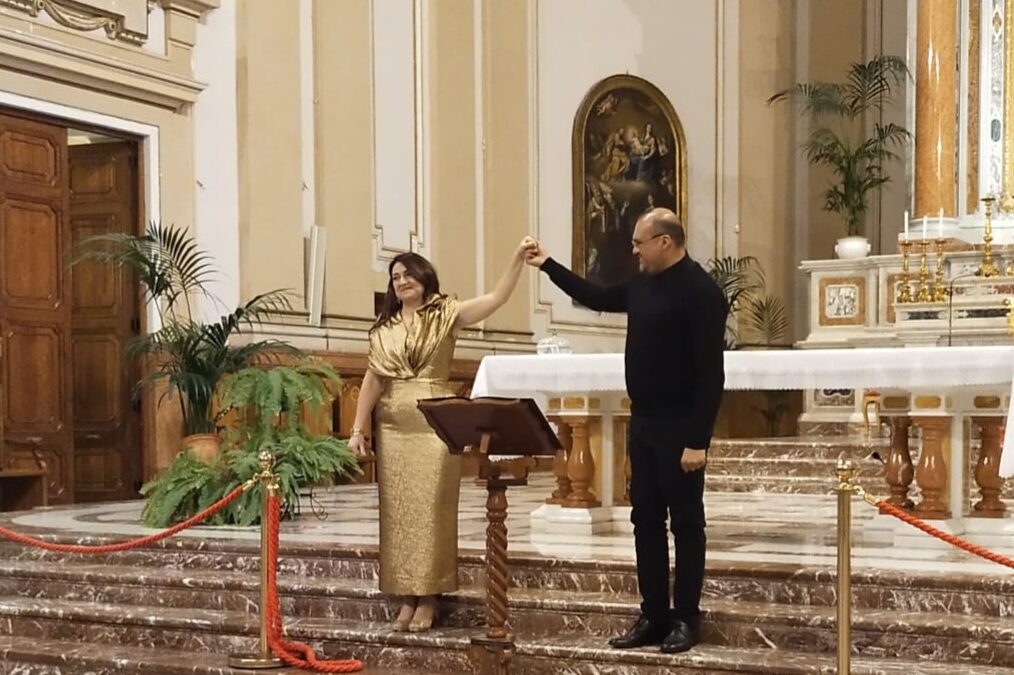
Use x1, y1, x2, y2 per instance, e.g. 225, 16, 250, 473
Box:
417, 396, 561, 675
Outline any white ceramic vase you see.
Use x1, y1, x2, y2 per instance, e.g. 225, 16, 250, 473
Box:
834, 236, 871, 259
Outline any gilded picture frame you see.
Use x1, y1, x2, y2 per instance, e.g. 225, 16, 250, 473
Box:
572, 74, 688, 285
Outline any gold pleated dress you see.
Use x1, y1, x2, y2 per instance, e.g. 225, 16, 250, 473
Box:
368, 295, 462, 596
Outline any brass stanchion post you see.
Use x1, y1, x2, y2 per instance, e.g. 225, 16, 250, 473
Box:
835, 457, 855, 675
229, 452, 284, 669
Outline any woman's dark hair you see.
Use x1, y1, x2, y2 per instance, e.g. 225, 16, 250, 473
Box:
372, 252, 441, 331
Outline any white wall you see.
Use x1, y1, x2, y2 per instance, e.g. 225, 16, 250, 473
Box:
372, 0, 421, 263
193, 0, 240, 319
534, 0, 727, 346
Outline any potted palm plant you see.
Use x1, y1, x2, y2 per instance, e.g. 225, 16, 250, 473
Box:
74, 223, 294, 461
768, 55, 911, 258
707, 256, 796, 436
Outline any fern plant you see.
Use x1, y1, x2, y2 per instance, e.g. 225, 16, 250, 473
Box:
139, 449, 223, 527
138, 361, 360, 527
73, 222, 295, 435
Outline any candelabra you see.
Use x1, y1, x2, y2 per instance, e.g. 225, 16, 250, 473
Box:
932, 238, 947, 302
897, 239, 913, 303
916, 239, 931, 302
977, 197, 1001, 277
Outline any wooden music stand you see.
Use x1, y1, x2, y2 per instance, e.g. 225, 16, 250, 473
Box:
417, 396, 560, 675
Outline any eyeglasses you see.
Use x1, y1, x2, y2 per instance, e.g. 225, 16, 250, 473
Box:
631, 232, 667, 248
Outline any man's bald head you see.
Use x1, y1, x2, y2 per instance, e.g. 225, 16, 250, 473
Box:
639, 207, 686, 248
631, 207, 687, 274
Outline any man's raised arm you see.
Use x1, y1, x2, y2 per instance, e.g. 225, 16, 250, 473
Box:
526, 242, 628, 313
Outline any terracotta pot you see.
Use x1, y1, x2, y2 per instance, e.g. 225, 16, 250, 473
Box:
182, 433, 221, 464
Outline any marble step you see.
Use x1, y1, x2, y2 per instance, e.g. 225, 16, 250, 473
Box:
0, 636, 312, 675
710, 438, 890, 461
0, 635, 440, 675
0, 585, 1013, 668
705, 456, 885, 479
2, 555, 1012, 618
0, 600, 1008, 675
0, 547, 1010, 618
704, 473, 860, 494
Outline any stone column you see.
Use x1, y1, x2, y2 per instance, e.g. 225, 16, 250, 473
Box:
971, 417, 1007, 517
914, 0, 958, 219
612, 416, 631, 506
563, 418, 600, 508
912, 416, 952, 519
545, 416, 572, 505
885, 416, 915, 509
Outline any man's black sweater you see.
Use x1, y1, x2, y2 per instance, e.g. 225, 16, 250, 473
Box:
541, 255, 728, 450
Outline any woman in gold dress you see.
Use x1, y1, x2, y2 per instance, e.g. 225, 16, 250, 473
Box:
349, 237, 536, 632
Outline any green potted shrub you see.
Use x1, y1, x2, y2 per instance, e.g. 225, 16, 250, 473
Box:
706, 255, 788, 349
707, 255, 795, 436
73, 222, 294, 461
140, 360, 360, 526
768, 55, 911, 259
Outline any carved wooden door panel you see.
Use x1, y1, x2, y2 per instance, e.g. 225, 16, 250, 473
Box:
0, 111, 74, 503
69, 141, 141, 502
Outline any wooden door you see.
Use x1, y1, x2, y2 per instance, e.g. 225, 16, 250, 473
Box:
69, 142, 141, 502
0, 112, 74, 503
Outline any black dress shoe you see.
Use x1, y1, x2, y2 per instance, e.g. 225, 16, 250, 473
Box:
660, 618, 701, 653
608, 614, 670, 649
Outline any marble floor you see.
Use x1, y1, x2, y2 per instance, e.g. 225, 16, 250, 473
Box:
9, 473, 1014, 577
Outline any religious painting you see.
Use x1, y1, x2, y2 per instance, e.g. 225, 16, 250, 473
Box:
572, 75, 687, 286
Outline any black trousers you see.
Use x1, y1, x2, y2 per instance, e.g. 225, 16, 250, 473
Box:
628, 415, 706, 623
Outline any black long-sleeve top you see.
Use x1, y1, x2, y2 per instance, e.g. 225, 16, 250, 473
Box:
541, 255, 728, 450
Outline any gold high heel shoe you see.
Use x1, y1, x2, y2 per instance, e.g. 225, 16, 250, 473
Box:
408, 602, 438, 633
392, 601, 416, 632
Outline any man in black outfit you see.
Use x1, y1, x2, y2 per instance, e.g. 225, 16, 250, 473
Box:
525, 207, 727, 653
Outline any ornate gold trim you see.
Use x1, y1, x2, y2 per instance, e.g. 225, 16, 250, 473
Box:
562, 396, 586, 410
882, 395, 910, 410
974, 395, 1002, 408
571, 74, 689, 278
914, 395, 942, 409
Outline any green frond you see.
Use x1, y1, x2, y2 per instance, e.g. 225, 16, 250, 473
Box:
144, 361, 355, 526
769, 55, 911, 234
743, 294, 790, 345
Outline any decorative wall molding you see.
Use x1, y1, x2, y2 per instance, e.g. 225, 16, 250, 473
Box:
0, 0, 219, 111
0, 0, 150, 44
0, 24, 205, 110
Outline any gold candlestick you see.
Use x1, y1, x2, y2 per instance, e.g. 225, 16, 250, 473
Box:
932, 238, 947, 302
977, 197, 1001, 277
916, 239, 931, 302
897, 239, 913, 303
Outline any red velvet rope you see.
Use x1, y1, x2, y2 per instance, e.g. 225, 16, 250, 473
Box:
875, 500, 1014, 569
265, 493, 364, 672
0, 484, 246, 554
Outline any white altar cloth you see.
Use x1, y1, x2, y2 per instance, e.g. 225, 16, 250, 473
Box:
470, 346, 1014, 476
